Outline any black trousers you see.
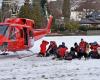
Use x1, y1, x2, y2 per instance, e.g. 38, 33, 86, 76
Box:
77, 52, 88, 59
88, 51, 100, 59
69, 51, 77, 59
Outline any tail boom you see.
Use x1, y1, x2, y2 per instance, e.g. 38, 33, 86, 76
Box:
34, 15, 53, 41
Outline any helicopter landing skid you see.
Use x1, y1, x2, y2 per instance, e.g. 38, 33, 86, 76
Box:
15, 50, 34, 59
0, 53, 8, 55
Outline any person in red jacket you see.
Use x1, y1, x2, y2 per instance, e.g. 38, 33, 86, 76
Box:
74, 42, 80, 53
89, 42, 100, 59
56, 42, 68, 59
74, 42, 80, 58
78, 38, 88, 59
38, 40, 49, 57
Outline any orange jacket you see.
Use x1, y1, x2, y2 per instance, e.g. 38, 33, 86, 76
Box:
40, 40, 49, 56
90, 44, 99, 53
57, 47, 68, 57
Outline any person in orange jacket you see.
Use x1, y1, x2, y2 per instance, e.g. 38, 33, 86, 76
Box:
38, 40, 49, 57
56, 42, 68, 59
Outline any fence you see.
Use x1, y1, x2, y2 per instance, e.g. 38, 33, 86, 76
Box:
87, 30, 100, 35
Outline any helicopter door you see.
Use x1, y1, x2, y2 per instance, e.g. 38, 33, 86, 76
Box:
23, 27, 28, 45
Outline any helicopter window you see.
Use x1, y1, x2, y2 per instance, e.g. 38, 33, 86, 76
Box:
29, 30, 33, 38
10, 27, 16, 40
20, 29, 23, 38
22, 19, 26, 24
0, 25, 8, 36
32, 24, 34, 29
23, 27, 28, 45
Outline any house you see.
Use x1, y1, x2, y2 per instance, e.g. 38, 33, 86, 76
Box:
73, 0, 100, 21
70, 11, 85, 21
80, 11, 100, 25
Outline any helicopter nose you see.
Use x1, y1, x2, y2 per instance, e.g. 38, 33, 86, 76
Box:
0, 36, 3, 45
0, 35, 7, 46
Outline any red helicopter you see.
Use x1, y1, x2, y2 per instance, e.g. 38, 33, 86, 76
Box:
0, 15, 53, 55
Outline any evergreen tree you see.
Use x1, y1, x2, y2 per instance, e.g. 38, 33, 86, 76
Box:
65, 21, 80, 32
2, 0, 12, 21
18, 0, 33, 19
40, 0, 47, 16
32, 0, 44, 28
0, 10, 2, 22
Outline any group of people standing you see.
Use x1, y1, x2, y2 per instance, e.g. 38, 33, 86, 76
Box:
38, 38, 100, 60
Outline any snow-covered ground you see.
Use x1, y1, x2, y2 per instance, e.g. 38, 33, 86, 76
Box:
1, 36, 100, 80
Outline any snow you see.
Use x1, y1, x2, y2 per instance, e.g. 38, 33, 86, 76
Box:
0, 36, 100, 80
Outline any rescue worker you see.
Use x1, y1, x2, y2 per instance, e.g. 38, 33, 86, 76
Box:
46, 41, 57, 56
56, 42, 68, 59
86, 43, 90, 57
78, 38, 88, 59
38, 40, 49, 57
69, 47, 77, 59
68, 42, 79, 59
89, 42, 100, 59
97, 46, 100, 55
74, 42, 80, 55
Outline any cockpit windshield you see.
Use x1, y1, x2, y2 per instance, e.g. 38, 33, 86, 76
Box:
0, 25, 8, 36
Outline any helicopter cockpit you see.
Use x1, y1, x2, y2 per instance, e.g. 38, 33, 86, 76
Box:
0, 25, 8, 37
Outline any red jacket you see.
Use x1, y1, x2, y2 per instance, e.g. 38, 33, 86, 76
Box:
79, 41, 87, 52
75, 45, 80, 52
90, 44, 99, 53
40, 41, 49, 56
57, 47, 68, 57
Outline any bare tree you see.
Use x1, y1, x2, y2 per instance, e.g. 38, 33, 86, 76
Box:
62, 0, 70, 23
1, 0, 12, 21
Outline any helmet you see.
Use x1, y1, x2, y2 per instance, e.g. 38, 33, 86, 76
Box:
93, 41, 97, 45
81, 38, 83, 41
74, 42, 78, 46
62, 42, 65, 45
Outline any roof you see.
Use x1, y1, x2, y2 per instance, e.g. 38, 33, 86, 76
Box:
80, 18, 100, 24
80, 12, 100, 24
